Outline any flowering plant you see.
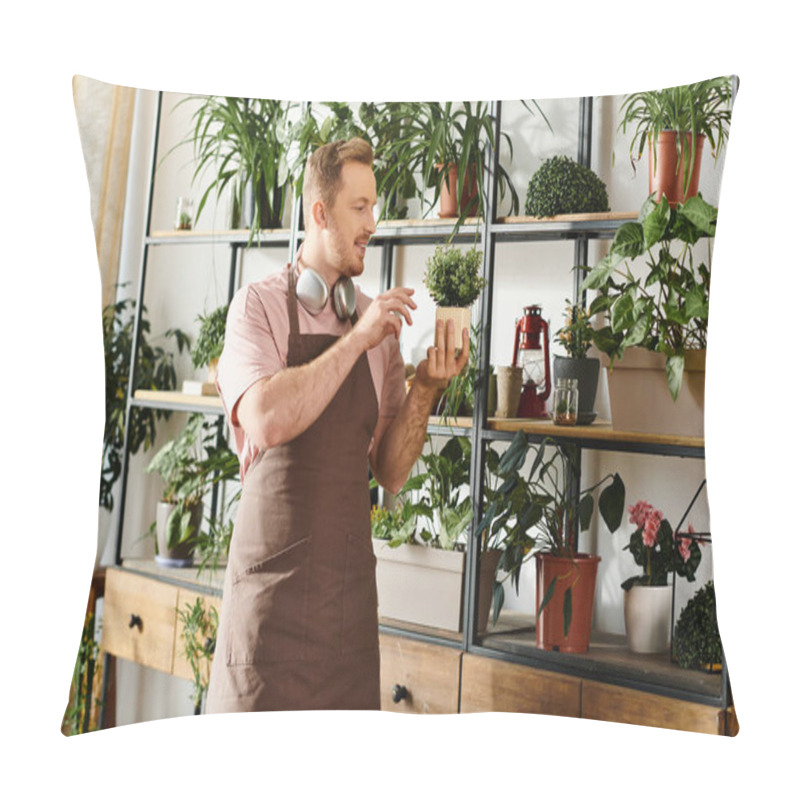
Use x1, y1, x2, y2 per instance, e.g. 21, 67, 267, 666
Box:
554, 300, 594, 359
616, 500, 703, 590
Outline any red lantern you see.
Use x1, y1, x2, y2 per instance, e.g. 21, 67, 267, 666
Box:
513, 305, 551, 418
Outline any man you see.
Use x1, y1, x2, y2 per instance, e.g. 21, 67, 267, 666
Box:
205, 138, 469, 713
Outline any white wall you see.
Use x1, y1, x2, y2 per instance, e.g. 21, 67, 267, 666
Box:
108, 86, 728, 724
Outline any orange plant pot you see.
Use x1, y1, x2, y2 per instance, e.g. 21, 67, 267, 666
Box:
437, 163, 479, 218
649, 131, 705, 207
535, 552, 601, 654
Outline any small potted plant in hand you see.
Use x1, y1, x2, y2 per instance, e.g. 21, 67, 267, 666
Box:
613, 499, 703, 654
423, 244, 485, 355
187, 304, 228, 395
553, 300, 600, 425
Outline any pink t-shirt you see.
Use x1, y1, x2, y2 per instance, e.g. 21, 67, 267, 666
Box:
216, 263, 406, 482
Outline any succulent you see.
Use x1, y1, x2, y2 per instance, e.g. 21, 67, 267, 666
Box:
673, 581, 723, 670
525, 155, 610, 217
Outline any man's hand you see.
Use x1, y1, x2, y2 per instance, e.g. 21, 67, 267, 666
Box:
351, 287, 417, 352
414, 318, 470, 391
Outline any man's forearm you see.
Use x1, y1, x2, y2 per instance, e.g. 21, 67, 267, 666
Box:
238, 330, 366, 450
371, 379, 440, 494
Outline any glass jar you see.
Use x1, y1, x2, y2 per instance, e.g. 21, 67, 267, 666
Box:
175, 196, 193, 230
552, 378, 579, 426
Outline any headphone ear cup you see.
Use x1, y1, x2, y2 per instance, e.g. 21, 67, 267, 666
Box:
333, 278, 356, 320
295, 268, 329, 315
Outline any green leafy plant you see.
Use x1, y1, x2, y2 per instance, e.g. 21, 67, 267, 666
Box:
476, 431, 625, 625
615, 499, 703, 590
62, 611, 101, 736
166, 95, 293, 244
177, 597, 219, 709
673, 581, 723, 671
191, 304, 228, 370
555, 301, 594, 359
580, 193, 716, 399
618, 77, 733, 196
101, 291, 190, 511
423, 245, 485, 307
524, 155, 609, 217
435, 321, 490, 421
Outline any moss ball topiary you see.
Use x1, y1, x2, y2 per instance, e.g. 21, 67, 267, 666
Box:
673, 581, 723, 671
524, 155, 610, 217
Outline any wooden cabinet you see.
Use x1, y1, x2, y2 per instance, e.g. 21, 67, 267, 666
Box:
460, 653, 581, 718
379, 634, 461, 714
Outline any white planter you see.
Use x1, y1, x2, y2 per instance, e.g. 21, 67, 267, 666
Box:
624, 584, 673, 654
372, 540, 499, 632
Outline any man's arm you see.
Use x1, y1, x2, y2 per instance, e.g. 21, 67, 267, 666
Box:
370, 319, 469, 494
236, 287, 417, 451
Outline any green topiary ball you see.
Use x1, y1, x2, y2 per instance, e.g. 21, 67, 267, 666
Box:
524, 155, 610, 217
673, 581, 723, 671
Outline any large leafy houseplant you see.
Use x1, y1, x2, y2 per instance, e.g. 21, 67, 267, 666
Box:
476, 431, 625, 630
618, 77, 733, 198
168, 95, 293, 243
580, 193, 716, 399
101, 293, 190, 511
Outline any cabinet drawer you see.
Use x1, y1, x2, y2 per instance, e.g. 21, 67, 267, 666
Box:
460, 653, 581, 717
172, 589, 221, 683
379, 634, 461, 714
102, 568, 178, 674
581, 679, 725, 735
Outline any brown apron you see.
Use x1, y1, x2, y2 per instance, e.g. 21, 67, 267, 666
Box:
206, 267, 380, 713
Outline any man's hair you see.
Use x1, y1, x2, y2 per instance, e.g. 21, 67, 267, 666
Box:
303, 137, 374, 213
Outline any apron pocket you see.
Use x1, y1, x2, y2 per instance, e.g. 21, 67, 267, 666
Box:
227, 536, 311, 666
341, 531, 379, 655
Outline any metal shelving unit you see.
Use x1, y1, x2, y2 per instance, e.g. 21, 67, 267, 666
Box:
112, 91, 729, 716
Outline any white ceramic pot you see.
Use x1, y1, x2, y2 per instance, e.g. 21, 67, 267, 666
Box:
624, 584, 673, 654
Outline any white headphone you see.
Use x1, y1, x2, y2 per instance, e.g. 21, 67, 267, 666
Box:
295, 265, 357, 321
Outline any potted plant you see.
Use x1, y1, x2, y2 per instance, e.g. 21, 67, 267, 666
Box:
672, 581, 723, 672
477, 431, 625, 652
580, 193, 716, 436
524, 155, 610, 218
618, 76, 733, 206
613, 500, 703, 654
371, 436, 501, 633
144, 413, 220, 566
166, 95, 294, 244
423, 244, 485, 355
552, 300, 600, 425
188, 303, 228, 394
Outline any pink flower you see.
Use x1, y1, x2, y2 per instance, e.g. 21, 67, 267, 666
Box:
628, 501, 652, 529
642, 509, 662, 548
679, 536, 692, 562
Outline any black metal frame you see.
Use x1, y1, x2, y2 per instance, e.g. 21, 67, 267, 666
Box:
108, 93, 729, 724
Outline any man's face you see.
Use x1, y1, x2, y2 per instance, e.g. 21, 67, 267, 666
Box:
321, 161, 377, 278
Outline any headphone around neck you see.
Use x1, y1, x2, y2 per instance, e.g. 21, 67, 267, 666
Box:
294, 264, 356, 321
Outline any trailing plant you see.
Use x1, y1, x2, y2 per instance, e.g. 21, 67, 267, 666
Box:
62, 611, 101, 735
177, 597, 219, 709
619, 76, 733, 195
476, 431, 625, 625
580, 193, 716, 399
423, 245, 485, 307
194, 508, 237, 575
615, 499, 703, 590
673, 581, 722, 671
554, 300, 594, 359
191, 304, 228, 370
165, 95, 294, 244
524, 155, 609, 217
101, 291, 190, 511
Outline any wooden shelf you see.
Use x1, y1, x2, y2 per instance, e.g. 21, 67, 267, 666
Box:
132, 390, 224, 414
498, 211, 638, 224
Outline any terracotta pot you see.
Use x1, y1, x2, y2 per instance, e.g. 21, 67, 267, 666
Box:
535, 552, 600, 653
603, 347, 706, 437
624, 584, 672, 654
373, 541, 500, 633
495, 366, 523, 418
155, 500, 202, 567
649, 132, 705, 207
437, 163, 479, 218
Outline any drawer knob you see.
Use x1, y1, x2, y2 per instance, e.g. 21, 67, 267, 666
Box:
129, 613, 143, 631
392, 684, 408, 703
